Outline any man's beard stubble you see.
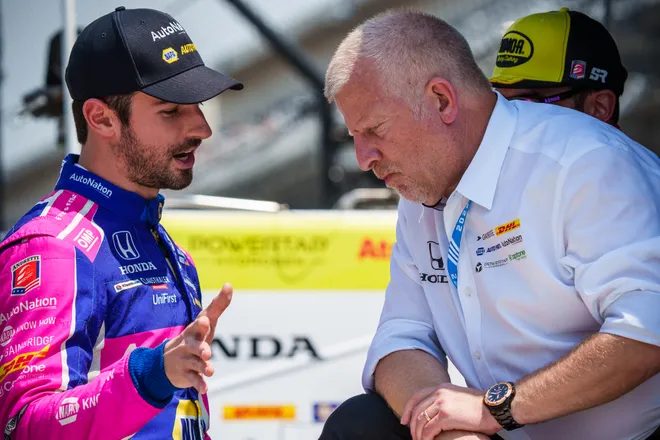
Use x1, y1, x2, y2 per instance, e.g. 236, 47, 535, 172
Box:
114, 126, 199, 192
374, 160, 437, 205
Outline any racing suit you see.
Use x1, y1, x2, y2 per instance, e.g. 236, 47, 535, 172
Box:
0, 154, 210, 439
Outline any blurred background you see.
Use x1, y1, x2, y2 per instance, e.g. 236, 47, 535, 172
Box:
0, 0, 658, 229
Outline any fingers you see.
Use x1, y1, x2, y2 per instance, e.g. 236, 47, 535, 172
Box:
184, 370, 207, 394
164, 284, 233, 394
185, 353, 214, 376
201, 283, 233, 324
412, 396, 439, 440
184, 315, 211, 342
401, 388, 432, 425
434, 432, 490, 440
182, 333, 212, 360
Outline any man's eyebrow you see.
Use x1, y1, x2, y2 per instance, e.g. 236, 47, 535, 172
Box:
352, 117, 386, 134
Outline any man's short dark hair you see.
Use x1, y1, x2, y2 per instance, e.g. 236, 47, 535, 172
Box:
72, 94, 133, 144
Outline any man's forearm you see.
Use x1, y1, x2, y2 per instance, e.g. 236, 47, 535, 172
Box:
512, 332, 660, 424
374, 349, 450, 416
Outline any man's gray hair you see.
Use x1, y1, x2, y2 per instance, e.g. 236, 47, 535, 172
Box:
324, 9, 490, 104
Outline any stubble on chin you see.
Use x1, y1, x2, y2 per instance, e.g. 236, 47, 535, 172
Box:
115, 127, 195, 191
386, 176, 434, 204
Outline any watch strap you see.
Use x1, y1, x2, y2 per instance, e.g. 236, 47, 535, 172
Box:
490, 404, 524, 431
485, 382, 524, 431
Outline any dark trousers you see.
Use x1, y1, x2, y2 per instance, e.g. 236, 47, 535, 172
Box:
319, 393, 504, 440
319, 393, 412, 439
320, 393, 660, 440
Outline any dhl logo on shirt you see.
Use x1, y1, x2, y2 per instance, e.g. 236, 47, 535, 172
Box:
494, 218, 521, 236
0, 345, 49, 381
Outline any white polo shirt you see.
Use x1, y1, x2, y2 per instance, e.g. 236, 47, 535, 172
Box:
363, 93, 660, 440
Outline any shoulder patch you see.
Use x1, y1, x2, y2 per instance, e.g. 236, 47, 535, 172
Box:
11, 255, 41, 296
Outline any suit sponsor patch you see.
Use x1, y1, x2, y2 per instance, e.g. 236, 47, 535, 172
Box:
0, 345, 49, 382
11, 256, 41, 296
113, 280, 143, 293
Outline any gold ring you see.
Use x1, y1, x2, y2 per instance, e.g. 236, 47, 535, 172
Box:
423, 409, 431, 422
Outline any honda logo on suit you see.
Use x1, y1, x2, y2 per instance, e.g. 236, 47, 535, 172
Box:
112, 231, 140, 260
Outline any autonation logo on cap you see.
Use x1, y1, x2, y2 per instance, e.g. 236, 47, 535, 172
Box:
69, 173, 113, 198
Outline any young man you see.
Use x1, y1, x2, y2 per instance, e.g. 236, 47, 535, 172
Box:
490, 8, 627, 126
321, 9, 659, 440
0, 7, 242, 439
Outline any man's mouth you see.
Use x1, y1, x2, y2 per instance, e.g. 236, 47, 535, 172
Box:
376, 170, 395, 182
173, 148, 196, 167
173, 150, 193, 159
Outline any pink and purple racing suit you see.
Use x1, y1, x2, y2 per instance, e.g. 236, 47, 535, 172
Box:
0, 154, 210, 439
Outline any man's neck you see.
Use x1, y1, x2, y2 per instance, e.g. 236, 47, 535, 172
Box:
443, 90, 498, 199
79, 142, 158, 200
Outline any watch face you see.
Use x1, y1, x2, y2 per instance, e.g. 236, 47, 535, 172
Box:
486, 382, 512, 406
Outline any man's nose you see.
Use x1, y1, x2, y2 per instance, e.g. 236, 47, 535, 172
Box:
189, 105, 212, 140
354, 135, 381, 171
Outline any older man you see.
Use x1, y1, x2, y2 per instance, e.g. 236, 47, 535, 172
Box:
320, 9, 660, 440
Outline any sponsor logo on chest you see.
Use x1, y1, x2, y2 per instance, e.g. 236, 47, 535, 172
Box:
118, 261, 157, 275
419, 241, 449, 284
153, 292, 177, 305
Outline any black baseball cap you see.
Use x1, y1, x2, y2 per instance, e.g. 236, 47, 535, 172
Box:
65, 6, 243, 104
490, 8, 627, 96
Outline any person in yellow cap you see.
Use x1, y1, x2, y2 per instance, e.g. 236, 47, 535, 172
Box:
490, 8, 627, 126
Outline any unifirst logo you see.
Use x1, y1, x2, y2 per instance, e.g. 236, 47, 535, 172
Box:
151, 21, 184, 41
162, 47, 179, 64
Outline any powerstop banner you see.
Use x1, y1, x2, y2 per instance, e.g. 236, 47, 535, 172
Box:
161, 210, 397, 290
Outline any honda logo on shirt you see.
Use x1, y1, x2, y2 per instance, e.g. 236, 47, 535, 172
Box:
427, 241, 445, 270
112, 231, 140, 260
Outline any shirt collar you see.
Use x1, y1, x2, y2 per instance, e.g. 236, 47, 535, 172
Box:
455, 92, 517, 210
54, 154, 164, 226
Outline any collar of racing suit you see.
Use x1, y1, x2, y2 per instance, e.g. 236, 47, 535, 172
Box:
54, 154, 164, 227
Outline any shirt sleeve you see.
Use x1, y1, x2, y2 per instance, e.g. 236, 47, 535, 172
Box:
557, 142, 660, 346
362, 203, 447, 391
0, 235, 162, 439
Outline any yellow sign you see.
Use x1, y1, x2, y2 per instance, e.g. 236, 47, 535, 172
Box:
223, 404, 296, 420
162, 210, 397, 290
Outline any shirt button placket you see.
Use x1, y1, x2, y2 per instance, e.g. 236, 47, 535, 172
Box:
458, 243, 491, 386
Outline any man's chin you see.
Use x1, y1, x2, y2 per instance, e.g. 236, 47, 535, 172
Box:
162, 170, 193, 191
394, 187, 421, 204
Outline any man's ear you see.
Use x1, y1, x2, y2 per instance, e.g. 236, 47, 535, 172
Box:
426, 77, 458, 124
82, 99, 121, 140
583, 89, 617, 123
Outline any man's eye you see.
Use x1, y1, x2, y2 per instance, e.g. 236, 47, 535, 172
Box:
162, 107, 179, 115
371, 127, 384, 137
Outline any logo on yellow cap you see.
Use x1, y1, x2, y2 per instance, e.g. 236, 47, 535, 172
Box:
496, 31, 533, 67
162, 47, 179, 64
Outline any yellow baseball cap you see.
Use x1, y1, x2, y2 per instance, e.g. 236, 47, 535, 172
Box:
490, 8, 627, 95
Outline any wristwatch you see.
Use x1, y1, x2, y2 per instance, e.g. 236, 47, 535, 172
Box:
483, 381, 524, 431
